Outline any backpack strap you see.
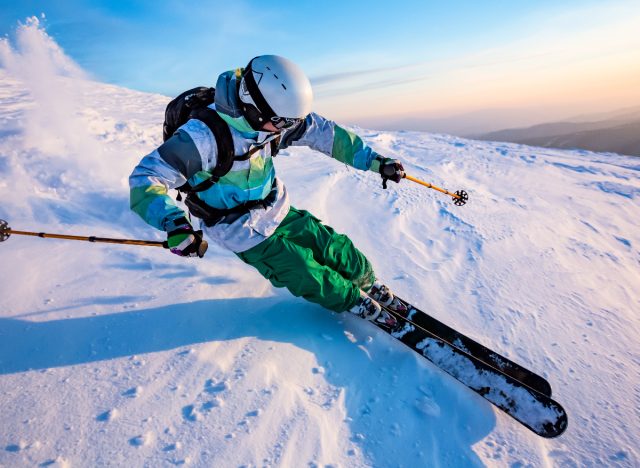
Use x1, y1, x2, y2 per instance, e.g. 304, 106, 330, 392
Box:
179, 107, 236, 194
270, 136, 281, 157
191, 107, 235, 178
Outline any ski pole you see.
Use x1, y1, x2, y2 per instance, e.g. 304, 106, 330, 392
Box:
403, 174, 468, 206
0, 218, 167, 248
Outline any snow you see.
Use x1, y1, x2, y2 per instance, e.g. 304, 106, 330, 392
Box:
1, 19, 639, 467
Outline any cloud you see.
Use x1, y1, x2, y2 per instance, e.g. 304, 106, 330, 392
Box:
311, 64, 406, 86
311, 46, 563, 100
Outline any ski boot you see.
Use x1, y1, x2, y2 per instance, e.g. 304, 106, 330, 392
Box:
349, 291, 398, 328
368, 281, 407, 313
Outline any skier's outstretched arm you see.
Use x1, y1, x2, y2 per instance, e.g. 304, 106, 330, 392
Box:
129, 130, 209, 256
280, 112, 405, 185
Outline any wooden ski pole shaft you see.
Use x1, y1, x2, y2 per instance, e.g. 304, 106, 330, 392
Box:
404, 175, 459, 198
403, 174, 469, 206
0, 220, 166, 248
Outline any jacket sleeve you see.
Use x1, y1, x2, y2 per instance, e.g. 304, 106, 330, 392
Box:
129, 130, 204, 231
280, 112, 382, 172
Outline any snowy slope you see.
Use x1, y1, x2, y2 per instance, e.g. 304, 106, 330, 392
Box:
1, 21, 639, 467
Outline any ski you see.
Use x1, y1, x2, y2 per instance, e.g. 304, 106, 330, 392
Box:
394, 296, 552, 397
371, 307, 568, 438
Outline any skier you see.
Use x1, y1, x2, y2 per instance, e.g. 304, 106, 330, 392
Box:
129, 55, 406, 323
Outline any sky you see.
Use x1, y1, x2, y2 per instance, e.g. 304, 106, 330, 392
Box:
1, 0, 640, 134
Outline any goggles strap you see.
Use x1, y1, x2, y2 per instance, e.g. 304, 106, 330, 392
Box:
242, 59, 276, 122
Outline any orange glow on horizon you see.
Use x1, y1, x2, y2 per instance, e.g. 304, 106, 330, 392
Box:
313, 4, 640, 126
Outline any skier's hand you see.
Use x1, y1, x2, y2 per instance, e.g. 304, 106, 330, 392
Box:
166, 217, 208, 258
377, 157, 405, 189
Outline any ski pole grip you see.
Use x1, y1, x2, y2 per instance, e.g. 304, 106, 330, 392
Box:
197, 239, 209, 258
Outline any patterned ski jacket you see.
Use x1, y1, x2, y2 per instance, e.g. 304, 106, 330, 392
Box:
129, 69, 385, 253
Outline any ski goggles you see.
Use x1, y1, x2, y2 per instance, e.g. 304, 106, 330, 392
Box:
270, 115, 302, 130
240, 99, 301, 131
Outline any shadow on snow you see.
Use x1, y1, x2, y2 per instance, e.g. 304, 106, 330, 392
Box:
0, 297, 495, 465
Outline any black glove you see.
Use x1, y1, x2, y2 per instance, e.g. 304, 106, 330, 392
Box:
166, 217, 208, 258
377, 157, 405, 189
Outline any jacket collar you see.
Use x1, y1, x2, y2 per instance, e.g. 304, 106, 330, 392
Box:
214, 68, 261, 136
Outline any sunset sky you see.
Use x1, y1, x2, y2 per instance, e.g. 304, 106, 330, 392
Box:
2, 0, 639, 133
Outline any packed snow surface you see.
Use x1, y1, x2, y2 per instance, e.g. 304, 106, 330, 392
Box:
1, 20, 639, 467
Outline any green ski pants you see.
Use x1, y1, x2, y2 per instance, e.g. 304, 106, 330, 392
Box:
237, 206, 375, 312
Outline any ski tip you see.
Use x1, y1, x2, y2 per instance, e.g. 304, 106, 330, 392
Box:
539, 408, 569, 439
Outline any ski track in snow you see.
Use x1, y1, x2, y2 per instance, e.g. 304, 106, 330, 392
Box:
1, 21, 640, 467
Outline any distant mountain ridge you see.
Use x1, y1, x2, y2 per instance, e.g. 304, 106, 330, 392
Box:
568, 105, 640, 123
476, 106, 640, 156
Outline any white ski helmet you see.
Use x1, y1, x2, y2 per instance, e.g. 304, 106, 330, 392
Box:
238, 55, 313, 130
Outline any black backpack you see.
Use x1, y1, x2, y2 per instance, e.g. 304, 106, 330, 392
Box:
163, 87, 235, 190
